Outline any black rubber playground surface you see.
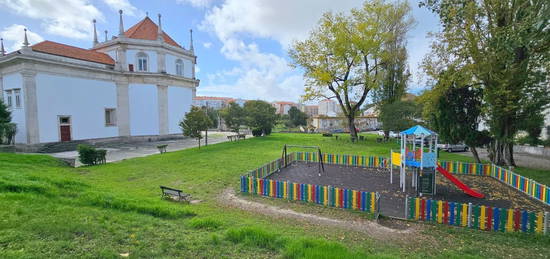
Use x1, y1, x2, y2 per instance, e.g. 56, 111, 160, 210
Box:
265, 161, 549, 218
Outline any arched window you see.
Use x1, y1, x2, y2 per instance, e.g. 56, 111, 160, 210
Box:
175, 59, 184, 76
136, 52, 148, 72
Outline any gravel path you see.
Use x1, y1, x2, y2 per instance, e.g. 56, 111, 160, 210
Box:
219, 188, 418, 242
49, 132, 239, 166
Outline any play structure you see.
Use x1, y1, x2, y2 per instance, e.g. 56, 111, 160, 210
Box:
391, 125, 484, 198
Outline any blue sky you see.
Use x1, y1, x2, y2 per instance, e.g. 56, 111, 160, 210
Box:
0, 0, 439, 102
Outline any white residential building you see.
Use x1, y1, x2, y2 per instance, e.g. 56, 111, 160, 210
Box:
318, 99, 342, 116
0, 11, 199, 144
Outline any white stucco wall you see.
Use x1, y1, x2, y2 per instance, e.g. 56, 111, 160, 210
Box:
2, 73, 26, 143
127, 49, 158, 72
168, 86, 192, 134
166, 54, 193, 78
129, 84, 159, 136
35, 73, 118, 143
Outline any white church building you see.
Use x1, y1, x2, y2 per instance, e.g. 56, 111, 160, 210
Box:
0, 11, 199, 145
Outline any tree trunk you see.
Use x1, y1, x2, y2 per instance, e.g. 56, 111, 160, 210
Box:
487, 139, 516, 166
384, 130, 389, 139
470, 146, 481, 163
347, 116, 358, 142
198, 138, 201, 149
205, 129, 208, 146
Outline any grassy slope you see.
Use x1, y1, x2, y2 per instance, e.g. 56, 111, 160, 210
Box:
0, 133, 549, 258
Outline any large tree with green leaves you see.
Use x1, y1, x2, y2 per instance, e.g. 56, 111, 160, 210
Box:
179, 106, 213, 149
379, 100, 421, 133
220, 102, 246, 133
372, 2, 412, 138
421, 0, 550, 166
289, 0, 414, 141
288, 106, 308, 127
430, 68, 489, 163
244, 100, 277, 137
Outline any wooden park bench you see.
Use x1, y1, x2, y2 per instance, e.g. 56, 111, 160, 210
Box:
160, 186, 191, 202
157, 144, 168, 154
228, 134, 246, 141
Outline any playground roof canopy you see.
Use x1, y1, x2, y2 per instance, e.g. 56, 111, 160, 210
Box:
400, 125, 437, 136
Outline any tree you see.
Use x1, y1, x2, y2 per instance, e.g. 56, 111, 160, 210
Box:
372, 2, 412, 138
288, 106, 308, 127
431, 68, 489, 163
421, 0, 550, 166
243, 100, 277, 137
205, 106, 219, 129
379, 100, 421, 133
289, 0, 414, 141
220, 102, 246, 133
0, 100, 14, 144
179, 106, 212, 149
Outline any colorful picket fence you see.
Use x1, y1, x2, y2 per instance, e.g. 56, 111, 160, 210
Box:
295, 152, 389, 169
490, 165, 550, 206
406, 197, 549, 235
296, 152, 550, 206
438, 161, 492, 176
241, 176, 378, 213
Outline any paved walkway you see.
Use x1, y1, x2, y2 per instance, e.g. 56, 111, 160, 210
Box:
50, 132, 239, 166
454, 148, 550, 170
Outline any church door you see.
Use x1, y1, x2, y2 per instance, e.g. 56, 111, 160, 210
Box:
59, 116, 72, 142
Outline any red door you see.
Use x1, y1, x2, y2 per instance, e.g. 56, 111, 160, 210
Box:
60, 125, 71, 142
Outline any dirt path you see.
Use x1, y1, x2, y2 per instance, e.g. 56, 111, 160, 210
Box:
219, 188, 419, 242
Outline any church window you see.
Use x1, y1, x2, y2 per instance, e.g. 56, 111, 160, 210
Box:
137, 52, 148, 72
5, 90, 12, 108
14, 89, 21, 108
105, 108, 117, 126
175, 59, 184, 76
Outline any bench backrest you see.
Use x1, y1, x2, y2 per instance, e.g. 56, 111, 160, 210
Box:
160, 186, 182, 196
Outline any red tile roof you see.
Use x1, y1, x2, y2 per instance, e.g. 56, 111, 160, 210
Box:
31, 41, 115, 65
193, 96, 234, 101
273, 101, 297, 105
125, 17, 181, 48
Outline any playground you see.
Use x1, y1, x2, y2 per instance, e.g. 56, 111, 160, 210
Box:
251, 125, 549, 225
265, 161, 548, 218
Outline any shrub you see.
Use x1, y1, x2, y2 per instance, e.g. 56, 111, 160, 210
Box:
252, 128, 263, 137
77, 145, 107, 166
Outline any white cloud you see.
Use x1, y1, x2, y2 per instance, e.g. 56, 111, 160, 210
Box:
102, 0, 142, 17
176, 0, 213, 8
198, 0, 363, 101
201, 0, 362, 48
202, 42, 212, 48
0, 0, 103, 39
0, 24, 44, 52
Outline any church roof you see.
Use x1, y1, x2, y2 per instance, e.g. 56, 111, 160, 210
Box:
31, 41, 115, 65
124, 17, 181, 48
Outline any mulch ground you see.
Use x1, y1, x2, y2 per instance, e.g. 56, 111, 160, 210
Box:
265, 161, 549, 218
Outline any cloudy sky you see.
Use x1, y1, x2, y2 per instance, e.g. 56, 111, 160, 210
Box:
0, 0, 439, 102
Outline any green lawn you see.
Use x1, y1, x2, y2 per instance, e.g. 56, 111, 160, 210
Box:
1, 133, 549, 258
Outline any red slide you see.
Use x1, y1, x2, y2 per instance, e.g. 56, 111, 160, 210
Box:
436, 165, 485, 198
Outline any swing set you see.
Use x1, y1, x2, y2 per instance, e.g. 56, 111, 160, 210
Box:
281, 144, 325, 176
